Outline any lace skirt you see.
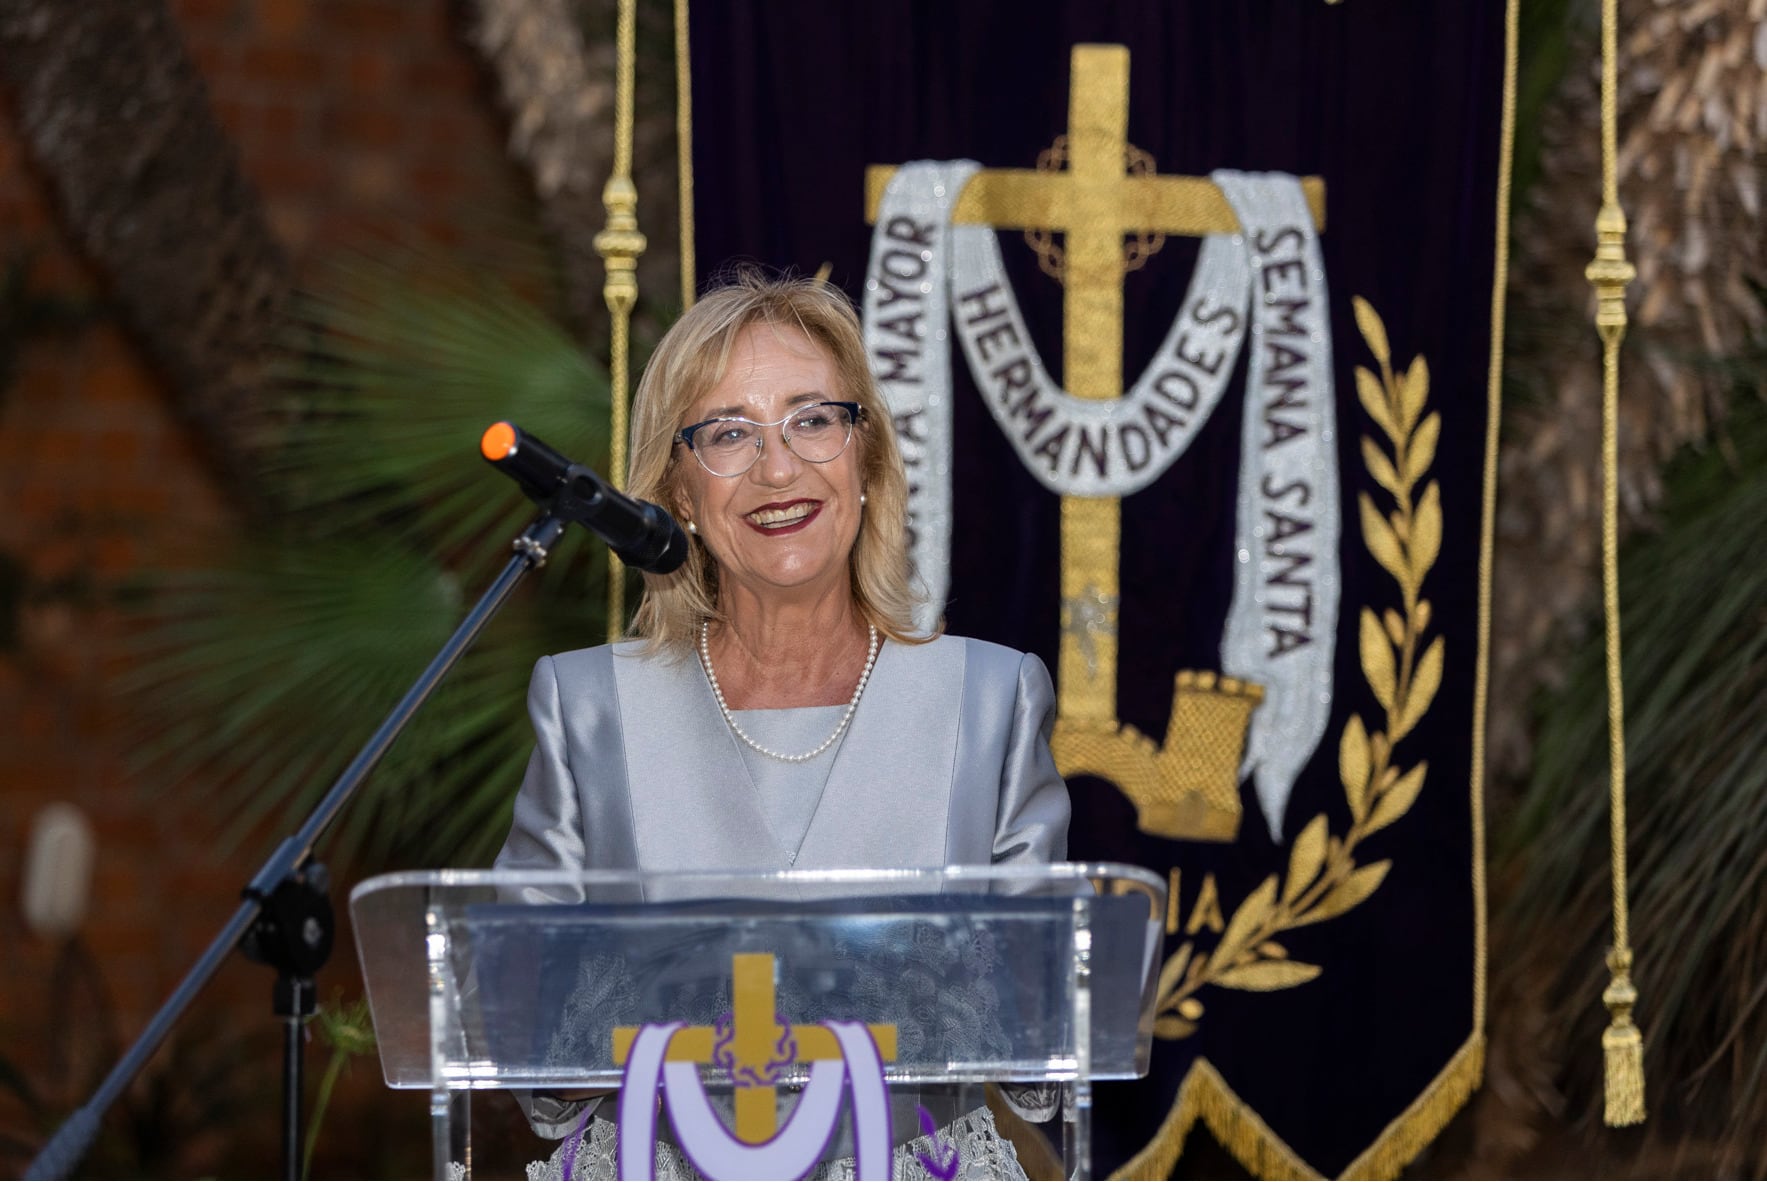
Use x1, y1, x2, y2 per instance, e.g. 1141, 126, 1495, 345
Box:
524, 1105, 1027, 1181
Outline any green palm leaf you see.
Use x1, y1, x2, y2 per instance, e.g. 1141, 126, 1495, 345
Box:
125, 248, 615, 871
271, 250, 609, 569
1498, 392, 1767, 1170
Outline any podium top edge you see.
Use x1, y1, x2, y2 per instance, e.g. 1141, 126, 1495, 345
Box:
349, 861, 1164, 905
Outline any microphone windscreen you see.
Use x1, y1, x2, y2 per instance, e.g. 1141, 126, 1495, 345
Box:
480, 421, 518, 461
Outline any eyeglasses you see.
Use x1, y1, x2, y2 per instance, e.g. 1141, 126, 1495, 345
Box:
676, 401, 864, 477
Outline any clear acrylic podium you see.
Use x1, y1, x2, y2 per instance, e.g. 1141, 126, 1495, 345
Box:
350, 864, 1164, 1180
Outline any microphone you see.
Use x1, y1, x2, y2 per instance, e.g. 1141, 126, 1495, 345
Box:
480, 422, 690, 574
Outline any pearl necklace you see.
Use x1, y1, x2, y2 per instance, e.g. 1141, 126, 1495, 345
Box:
699, 620, 880, 763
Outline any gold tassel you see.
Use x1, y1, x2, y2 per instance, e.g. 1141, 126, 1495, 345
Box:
1586, 0, 1647, 1130
1601, 949, 1645, 1125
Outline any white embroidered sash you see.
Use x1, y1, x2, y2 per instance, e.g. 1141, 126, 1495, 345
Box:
863, 164, 1340, 838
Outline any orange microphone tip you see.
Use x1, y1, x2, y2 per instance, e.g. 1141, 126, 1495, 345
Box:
480, 421, 517, 461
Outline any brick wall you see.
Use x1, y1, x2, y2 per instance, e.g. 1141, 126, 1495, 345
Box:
181, 0, 523, 252
0, 1, 538, 1173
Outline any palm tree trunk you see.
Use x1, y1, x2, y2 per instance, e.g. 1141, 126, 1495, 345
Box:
466, 0, 682, 335
465, 0, 617, 333
0, 0, 291, 494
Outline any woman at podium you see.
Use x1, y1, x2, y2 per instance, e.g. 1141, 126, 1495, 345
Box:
496, 270, 1069, 1179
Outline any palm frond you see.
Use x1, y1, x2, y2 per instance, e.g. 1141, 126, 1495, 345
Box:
1497, 391, 1767, 1170
124, 247, 613, 872
270, 249, 610, 574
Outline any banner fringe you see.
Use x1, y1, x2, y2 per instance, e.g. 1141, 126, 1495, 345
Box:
1340, 1037, 1485, 1179
1110, 1058, 1314, 1181
1111, 1039, 1484, 1182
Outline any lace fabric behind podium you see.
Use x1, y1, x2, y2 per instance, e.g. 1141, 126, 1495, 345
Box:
524, 1105, 1026, 1181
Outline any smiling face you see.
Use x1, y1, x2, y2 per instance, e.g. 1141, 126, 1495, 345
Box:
674, 322, 865, 612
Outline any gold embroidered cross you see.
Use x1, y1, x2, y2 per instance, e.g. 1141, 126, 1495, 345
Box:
867, 44, 1319, 840
613, 952, 898, 1145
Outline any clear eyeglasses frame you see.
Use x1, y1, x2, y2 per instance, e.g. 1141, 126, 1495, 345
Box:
676, 401, 864, 477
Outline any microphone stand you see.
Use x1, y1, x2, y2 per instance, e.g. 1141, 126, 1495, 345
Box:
27, 510, 570, 1181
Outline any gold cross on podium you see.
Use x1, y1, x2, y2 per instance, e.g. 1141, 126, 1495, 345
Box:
866, 45, 1324, 831
613, 952, 898, 1145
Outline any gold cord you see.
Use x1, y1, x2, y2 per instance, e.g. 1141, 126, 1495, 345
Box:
1584, 0, 1645, 1127
1471, 0, 1521, 1063
596, 0, 647, 641
675, 0, 695, 309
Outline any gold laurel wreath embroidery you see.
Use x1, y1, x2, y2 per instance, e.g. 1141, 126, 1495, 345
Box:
1152, 297, 1444, 1039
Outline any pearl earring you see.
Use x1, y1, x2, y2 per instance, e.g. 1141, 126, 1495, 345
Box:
686, 520, 697, 534
859, 493, 868, 507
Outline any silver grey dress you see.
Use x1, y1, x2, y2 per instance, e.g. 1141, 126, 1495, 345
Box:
494, 633, 1071, 1179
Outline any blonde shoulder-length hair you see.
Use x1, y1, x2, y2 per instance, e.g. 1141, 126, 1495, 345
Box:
626, 270, 934, 652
